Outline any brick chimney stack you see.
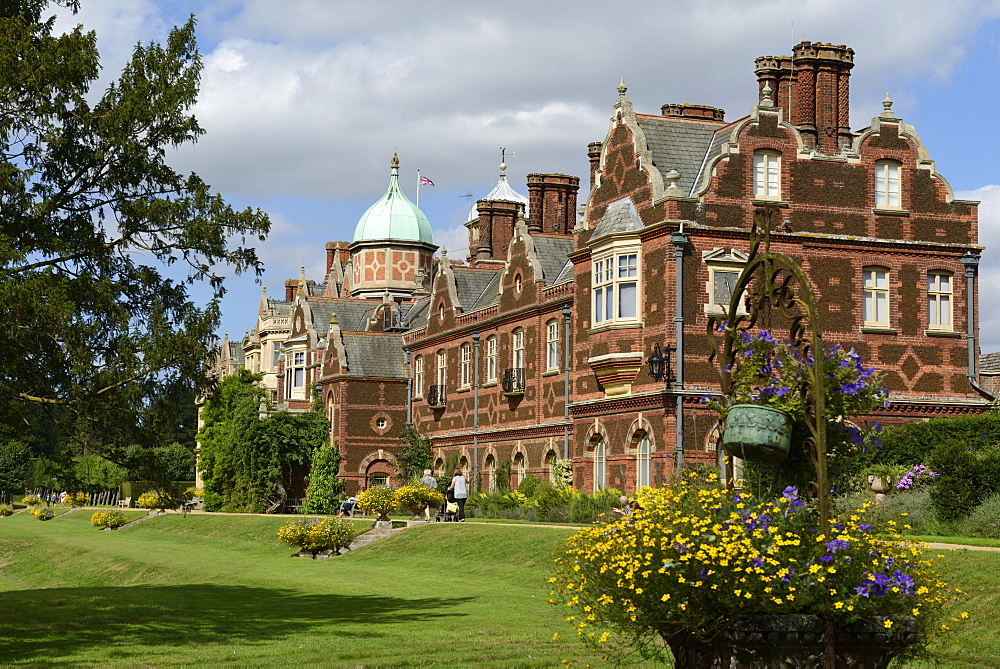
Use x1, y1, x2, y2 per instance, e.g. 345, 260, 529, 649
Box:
755, 41, 854, 153
587, 142, 603, 192
526, 173, 580, 236
474, 199, 523, 262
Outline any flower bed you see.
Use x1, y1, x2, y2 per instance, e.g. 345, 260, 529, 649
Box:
277, 518, 358, 556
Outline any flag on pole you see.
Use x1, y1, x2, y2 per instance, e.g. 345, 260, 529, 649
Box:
418, 175, 435, 186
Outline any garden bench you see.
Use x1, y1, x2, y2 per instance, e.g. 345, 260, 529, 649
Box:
117, 497, 132, 509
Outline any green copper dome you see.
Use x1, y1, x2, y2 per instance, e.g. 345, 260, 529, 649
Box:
353, 153, 434, 245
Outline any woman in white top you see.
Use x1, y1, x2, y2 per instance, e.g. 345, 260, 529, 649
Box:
447, 468, 468, 522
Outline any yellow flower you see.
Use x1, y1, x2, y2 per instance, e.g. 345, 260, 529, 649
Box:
834, 602, 844, 609
884, 619, 893, 629
961, 611, 970, 619
552, 631, 561, 640
661, 594, 670, 602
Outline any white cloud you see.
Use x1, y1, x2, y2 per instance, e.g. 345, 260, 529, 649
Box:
958, 185, 1000, 352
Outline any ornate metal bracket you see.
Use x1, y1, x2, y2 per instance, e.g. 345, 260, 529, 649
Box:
706, 206, 831, 536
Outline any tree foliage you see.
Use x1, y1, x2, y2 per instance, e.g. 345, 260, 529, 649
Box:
394, 425, 432, 484
303, 441, 344, 515
0, 1, 269, 461
197, 370, 330, 513
0, 440, 32, 497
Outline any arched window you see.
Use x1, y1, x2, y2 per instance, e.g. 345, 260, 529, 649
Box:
513, 452, 526, 486
753, 150, 781, 200
593, 437, 607, 492
635, 432, 651, 488
484, 454, 496, 491
874, 160, 901, 209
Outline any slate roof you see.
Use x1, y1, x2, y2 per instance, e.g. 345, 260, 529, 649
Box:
470, 272, 502, 311
591, 199, 642, 240
980, 352, 1000, 373
267, 299, 293, 316
307, 283, 327, 297
404, 297, 431, 330
341, 332, 408, 378
689, 120, 743, 196
226, 341, 245, 365
454, 267, 499, 310
533, 236, 575, 286
635, 115, 721, 195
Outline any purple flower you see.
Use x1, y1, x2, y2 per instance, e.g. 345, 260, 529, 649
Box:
859, 523, 872, 532
826, 538, 850, 553
782, 486, 799, 501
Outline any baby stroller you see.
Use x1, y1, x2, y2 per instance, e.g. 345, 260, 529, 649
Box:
436, 490, 460, 522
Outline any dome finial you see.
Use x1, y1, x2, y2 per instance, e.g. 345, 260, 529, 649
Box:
391, 152, 400, 175
617, 78, 627, 97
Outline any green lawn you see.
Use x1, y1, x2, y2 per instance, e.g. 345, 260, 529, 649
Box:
0, 512, 995, 666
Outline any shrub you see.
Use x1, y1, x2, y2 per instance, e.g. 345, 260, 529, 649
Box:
550, 458, 573, 488
569, 488, 622, 524
91, 510, 129, 529
394, 484, 445, 517
63, 491, 89, 507
21, 494, 41, 507
543, 504, 570, 523
304, 442, 344, 515
29, 507, 54, 521
517, 474, 542, 498
956, 494, 1000, 539
277, 517, 358, 554
0, 504, 12, 516
532, 480, 576, 521
928, 441, 1000, 522
183, 487, 204, 498
466, 490, 525, 518
357, 485, 395, 520
137, 491, 173, 510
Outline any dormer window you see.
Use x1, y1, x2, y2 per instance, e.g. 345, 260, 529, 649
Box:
753, 150, 781, 200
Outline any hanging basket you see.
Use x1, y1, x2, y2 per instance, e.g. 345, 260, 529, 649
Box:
721, 404, 793, 463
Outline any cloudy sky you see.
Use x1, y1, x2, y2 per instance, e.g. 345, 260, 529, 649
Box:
58, 1, 1000, 350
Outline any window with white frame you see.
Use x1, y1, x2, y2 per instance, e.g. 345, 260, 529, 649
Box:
593, 438, 607, 492
514, 453, 526, 486
414, 356, 424, 397
874, 161, 901, 209
512, 329, 525, 369
436, 350, 447, 387
546, 320, 559, 370
486, 335, 498, 383
284, 350, 306, 399
636, 434, 651, 488
863, 267, 890, 328
928, 271, 953, 331
593, 250, 639, 326
460, 342, 472, 388
272, 341, 282, 368
753, 150, 781, 200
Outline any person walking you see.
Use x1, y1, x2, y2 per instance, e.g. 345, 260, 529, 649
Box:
447, 468, 468, 522
419, 468, 437, 521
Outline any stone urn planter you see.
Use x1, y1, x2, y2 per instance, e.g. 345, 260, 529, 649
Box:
664, 614, 918, 669
722, 404, 793, 463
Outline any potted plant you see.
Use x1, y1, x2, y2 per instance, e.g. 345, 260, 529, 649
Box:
394, 484, 444, 521
714, 329, 887, 463
550, 472, 967, 667
357, 485, 396, 522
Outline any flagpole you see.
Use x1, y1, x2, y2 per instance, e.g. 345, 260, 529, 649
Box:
416, 169, 421, 207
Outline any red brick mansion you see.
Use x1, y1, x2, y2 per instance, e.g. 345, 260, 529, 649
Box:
211, 41, 990, 496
